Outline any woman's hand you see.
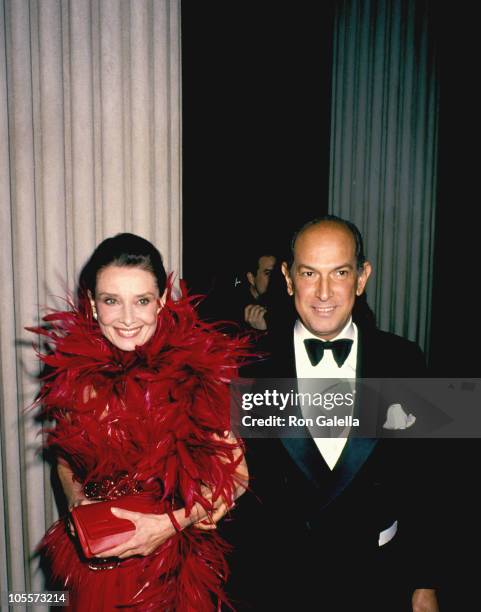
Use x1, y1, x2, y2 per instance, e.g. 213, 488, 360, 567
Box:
192, 491, 235, 531
95, 508, 176, 559
93, 486, 238, 558
193, 431, 248, 531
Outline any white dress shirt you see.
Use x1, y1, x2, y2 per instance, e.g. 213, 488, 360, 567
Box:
293, 318, 358, 470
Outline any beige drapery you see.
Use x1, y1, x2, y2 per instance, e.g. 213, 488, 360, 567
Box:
0, 0, 181, 599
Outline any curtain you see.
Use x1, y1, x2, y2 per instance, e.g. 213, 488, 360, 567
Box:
329, 0, 438, 353
0, 0, 181, 599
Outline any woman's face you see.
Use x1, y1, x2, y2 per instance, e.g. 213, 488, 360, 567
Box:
91, 265, 162, 351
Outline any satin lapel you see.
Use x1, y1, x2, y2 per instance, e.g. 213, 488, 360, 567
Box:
278, 333, 332, 486
355, 326, 385, 432
280, 435, 333, 488
279, 431, 378, 508
279, 325, 379, 507
279, 357, 333, 486
316, 438, 377, 510
314, 326, 379, 507
356, 326, 382, 377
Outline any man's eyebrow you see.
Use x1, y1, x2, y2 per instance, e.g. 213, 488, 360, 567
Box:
296, 264, 316, 270
296, 262, 355, 270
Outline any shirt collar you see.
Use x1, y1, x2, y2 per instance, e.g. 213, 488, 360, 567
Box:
294, 317, 355, 343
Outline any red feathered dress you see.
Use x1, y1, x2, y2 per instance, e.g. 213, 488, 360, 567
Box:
31, 289, 249, 611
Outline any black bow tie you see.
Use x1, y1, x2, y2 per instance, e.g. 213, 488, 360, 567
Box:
304, 338, 353, 368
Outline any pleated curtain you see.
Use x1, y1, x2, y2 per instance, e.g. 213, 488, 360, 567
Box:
329, 0, 438, 353
0, 0, 181, 599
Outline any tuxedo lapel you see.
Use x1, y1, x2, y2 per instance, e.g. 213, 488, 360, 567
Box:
280, 435, 377, 511
331, 326, 379, 481
276, 324, 378, 508
356, 325, 408, 377
319, 438, 377, 510
356, 326, 379, 377
280, 436, 333, 488
278, 367, 332, 487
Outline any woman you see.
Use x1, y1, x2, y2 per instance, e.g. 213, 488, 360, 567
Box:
31, 233, 249, 611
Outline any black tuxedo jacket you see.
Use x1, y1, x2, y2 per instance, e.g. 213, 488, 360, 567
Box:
224, 324, 440, 611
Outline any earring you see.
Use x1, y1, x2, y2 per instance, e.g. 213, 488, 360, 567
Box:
93, 311, 98, 320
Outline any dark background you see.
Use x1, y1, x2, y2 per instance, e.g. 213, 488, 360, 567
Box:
429, 4, 477, 376
182, 1, 335, 289
181, 1, 477, 375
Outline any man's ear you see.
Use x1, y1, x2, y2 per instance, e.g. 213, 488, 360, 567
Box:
281, 261, 294, 296
356, 261, 372, 296
246, 272, 255, 288
157, 289, 167, 313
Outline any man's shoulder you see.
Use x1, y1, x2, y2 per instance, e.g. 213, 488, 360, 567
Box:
363, 327, 422, 353
359, 326, 427, 376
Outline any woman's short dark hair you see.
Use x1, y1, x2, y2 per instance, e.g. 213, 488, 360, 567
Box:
78, 233, 167, 296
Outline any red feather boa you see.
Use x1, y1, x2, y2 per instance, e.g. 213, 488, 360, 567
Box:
30, 284, 251, 611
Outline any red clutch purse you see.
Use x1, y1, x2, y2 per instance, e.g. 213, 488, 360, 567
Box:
71, 495, 159, 558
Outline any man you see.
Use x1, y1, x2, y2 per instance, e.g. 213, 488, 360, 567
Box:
229, 216, 439, 611
243, 252, 277, 330
197, 249, 277, 330
207, 248, 284, 331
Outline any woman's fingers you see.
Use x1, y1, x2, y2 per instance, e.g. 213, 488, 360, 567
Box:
193, 500, 236, 530
96, 510, 176, 558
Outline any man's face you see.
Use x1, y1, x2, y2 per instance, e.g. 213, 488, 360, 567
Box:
282, 222, 371, 339
247, 255, 276, 298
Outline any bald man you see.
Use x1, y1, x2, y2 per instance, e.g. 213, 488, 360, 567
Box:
229, 216, 439, 612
